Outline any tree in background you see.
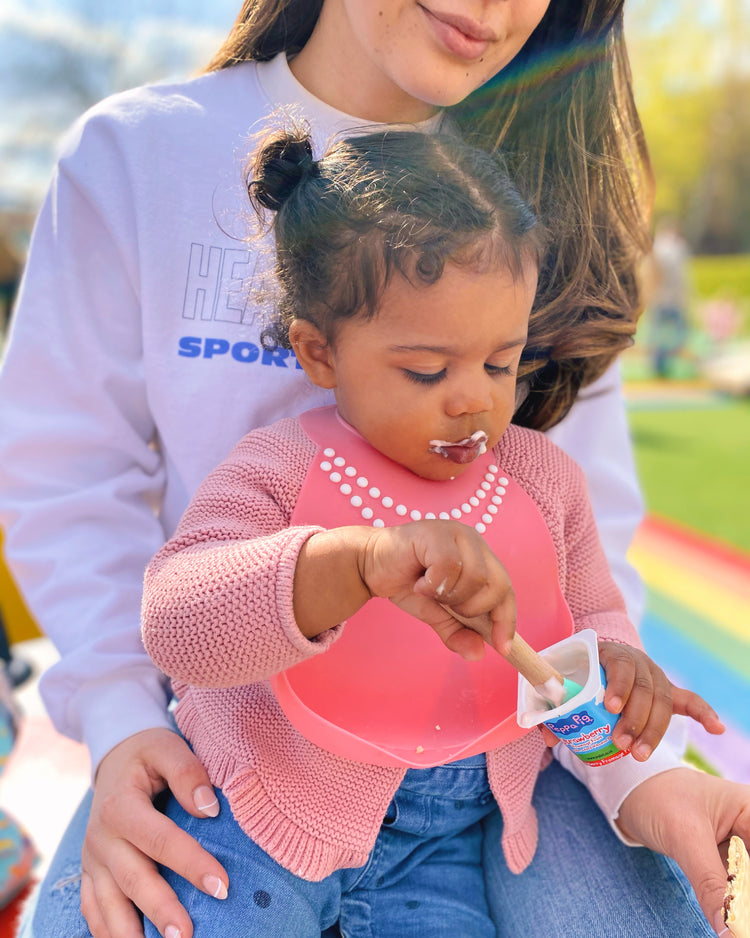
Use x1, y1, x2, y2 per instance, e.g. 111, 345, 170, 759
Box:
626, 0, 750, 253
0, 3, 236, 219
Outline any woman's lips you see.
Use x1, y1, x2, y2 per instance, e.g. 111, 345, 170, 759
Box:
429, 430, 489, 464
419, 5, 494, 60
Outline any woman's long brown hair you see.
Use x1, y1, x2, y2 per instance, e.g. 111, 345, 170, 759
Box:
206, 0, 653, 431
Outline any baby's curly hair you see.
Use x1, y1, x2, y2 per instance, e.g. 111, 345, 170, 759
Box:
246, 124, 547, 363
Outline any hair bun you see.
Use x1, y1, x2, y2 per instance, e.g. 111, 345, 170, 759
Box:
250, 133, 318, 212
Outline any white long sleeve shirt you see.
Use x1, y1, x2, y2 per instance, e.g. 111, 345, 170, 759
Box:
0, 54, 649, 785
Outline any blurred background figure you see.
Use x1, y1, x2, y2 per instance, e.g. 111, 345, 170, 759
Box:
648, 218, 691, 379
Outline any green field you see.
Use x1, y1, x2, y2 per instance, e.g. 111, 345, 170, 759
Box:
627, 252, 750, 551
627, 398, 750, 552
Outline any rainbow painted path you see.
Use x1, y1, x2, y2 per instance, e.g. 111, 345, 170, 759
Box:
629, 515, 750, 783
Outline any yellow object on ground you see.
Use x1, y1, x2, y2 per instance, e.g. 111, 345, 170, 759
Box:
0, 532, 40, 644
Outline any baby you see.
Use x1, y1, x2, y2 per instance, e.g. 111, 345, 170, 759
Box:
140, 125, 722, 936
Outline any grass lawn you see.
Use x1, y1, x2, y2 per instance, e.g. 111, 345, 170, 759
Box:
627, 396, 750, 552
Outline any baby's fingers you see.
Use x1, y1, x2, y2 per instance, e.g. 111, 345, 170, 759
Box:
421, 557, 467, 606
419, 530, 489, 606
598, 643, 673, 760
597, 642, 637, 715
411, 521, 515, 655
623, 674, 674, 761
671, 685, 726, 735
438, 601, 516, 659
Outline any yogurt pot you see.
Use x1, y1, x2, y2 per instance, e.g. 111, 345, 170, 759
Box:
516, 629, 631, 766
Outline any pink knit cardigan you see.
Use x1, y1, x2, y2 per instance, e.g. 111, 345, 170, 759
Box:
141, 418, 640, 881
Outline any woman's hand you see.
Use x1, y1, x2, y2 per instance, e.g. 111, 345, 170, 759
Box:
361, 519, 516, 661
598, 641, 725, 761
616, 767, 750, 935
81, 728, 228, 938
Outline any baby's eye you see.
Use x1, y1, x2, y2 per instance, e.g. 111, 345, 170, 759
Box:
403, 369, 447, 385
485, 363, 515, 377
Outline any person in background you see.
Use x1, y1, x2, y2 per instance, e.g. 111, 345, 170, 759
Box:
648, 217, 691, 378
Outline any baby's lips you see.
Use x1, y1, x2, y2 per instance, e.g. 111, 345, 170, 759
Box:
428, 430, 489, 464
442, 442, 483, 464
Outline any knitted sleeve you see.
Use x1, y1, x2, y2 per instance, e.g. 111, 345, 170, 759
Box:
557, 452, 642, 649
498, 426, 642, 650
561, 470, 642, 649
141, 418, 338, 687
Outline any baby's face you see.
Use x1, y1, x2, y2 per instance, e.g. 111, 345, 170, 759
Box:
328, 259, 536, 481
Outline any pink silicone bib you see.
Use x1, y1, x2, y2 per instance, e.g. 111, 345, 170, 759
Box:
270, 407, 573, 767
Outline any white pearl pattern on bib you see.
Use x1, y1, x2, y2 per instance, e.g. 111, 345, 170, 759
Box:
319, 447, 508, 533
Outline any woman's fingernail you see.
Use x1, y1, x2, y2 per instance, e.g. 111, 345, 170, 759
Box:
203, 874, 228, 900
617, 734, 633, 751
633, 741, 652, 760
193, 785, 219, 817
165, 926, 181, 938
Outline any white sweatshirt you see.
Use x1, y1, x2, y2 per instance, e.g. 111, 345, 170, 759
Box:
0, 54, 648, 780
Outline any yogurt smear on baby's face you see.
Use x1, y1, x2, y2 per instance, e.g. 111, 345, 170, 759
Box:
429, 430, 488, 464
319, 259, 536, 481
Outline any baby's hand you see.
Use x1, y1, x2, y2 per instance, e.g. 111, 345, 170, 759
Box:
361, 519, 516, 661
598, 641, 725, 761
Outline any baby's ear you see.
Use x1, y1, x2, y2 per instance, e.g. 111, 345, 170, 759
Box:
289, 319, 337, 388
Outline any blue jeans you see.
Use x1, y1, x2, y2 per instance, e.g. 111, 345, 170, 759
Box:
482, 762, 713, 936
144, 752, 497, 938
19, 760, 714, 937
